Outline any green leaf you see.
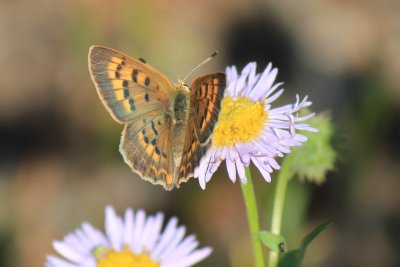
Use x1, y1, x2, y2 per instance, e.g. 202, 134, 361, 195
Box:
291, 112, 336, 184
278, 250, 303, 267
300, 222, 332, 250
278, 222, 332, 267
259, 231, 286, 252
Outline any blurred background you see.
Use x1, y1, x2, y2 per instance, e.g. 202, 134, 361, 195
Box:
1, 0, 400, 266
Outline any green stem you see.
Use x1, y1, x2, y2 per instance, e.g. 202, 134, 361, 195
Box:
241, 167, 265, 267
268, 156, 293, 267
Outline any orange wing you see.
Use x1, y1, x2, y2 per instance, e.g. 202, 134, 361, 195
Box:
177, 73, 226, 184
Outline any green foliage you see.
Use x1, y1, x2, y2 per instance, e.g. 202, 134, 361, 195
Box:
278, 222, 332, 267
291, 112, 336, 184
259, 231, 286, 252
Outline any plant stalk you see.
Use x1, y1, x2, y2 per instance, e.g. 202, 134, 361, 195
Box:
241, 167, 265, 267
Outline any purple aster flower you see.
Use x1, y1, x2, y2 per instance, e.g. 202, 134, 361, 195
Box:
46, 206, 211, 267
195, 62, 317, 189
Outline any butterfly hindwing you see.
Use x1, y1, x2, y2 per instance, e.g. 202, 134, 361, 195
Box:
177, 121, 208, 184
120, 111, 176, 190
177, 73, 226, 183
88, 45, 174, 123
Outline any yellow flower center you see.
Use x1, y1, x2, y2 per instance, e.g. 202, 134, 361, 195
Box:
213, 96, 268, 147
95, 246, 159, 267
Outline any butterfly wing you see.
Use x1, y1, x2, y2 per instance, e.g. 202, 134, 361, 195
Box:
177, 73, 226, 183
88, 45, 174, 123
89, 46, 177, 190
120, 112, 176, 190
190, 73, 226, 144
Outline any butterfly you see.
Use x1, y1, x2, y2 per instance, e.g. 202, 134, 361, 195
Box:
88, 45, 226, 190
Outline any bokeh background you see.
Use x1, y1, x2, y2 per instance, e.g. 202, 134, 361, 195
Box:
1, 0, 400, 266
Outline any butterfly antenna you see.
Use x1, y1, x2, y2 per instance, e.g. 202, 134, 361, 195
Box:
182, 50, 219, 84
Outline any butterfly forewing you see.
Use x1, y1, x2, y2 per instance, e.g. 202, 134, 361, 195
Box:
177, 73, 226, 183
89, 46, 174, 123
120, 111, 175, 190
190, 73, 226, 144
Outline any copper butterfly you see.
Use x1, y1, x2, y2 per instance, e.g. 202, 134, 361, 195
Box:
88, 46, 226, 190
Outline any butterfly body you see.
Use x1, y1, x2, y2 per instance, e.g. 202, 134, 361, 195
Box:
89, 46, 226, 190
170, 86, 190, 168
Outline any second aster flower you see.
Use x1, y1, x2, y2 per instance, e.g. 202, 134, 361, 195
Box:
195, 62, 318, 189
46, 206, 211, 267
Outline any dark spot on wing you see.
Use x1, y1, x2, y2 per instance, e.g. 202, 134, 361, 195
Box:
115, 71, 120, 79
116, 64, 122, 71
155, 147, 160, 155
145, 77, 150, 86
124, 89, 129, 98
151, 139, 156, 146
123, 80, 129, 98
151, 120, 158, 135
128, 99, 136, 111
144, 136, 149, 144
145, 93, 150, 102
162, 152, 167, 158
202, 84, 208, 98
132, 69, 138, 83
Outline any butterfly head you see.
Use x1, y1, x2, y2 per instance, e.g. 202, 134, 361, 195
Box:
176, 79, 185, 87
175, 79, 190, 92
